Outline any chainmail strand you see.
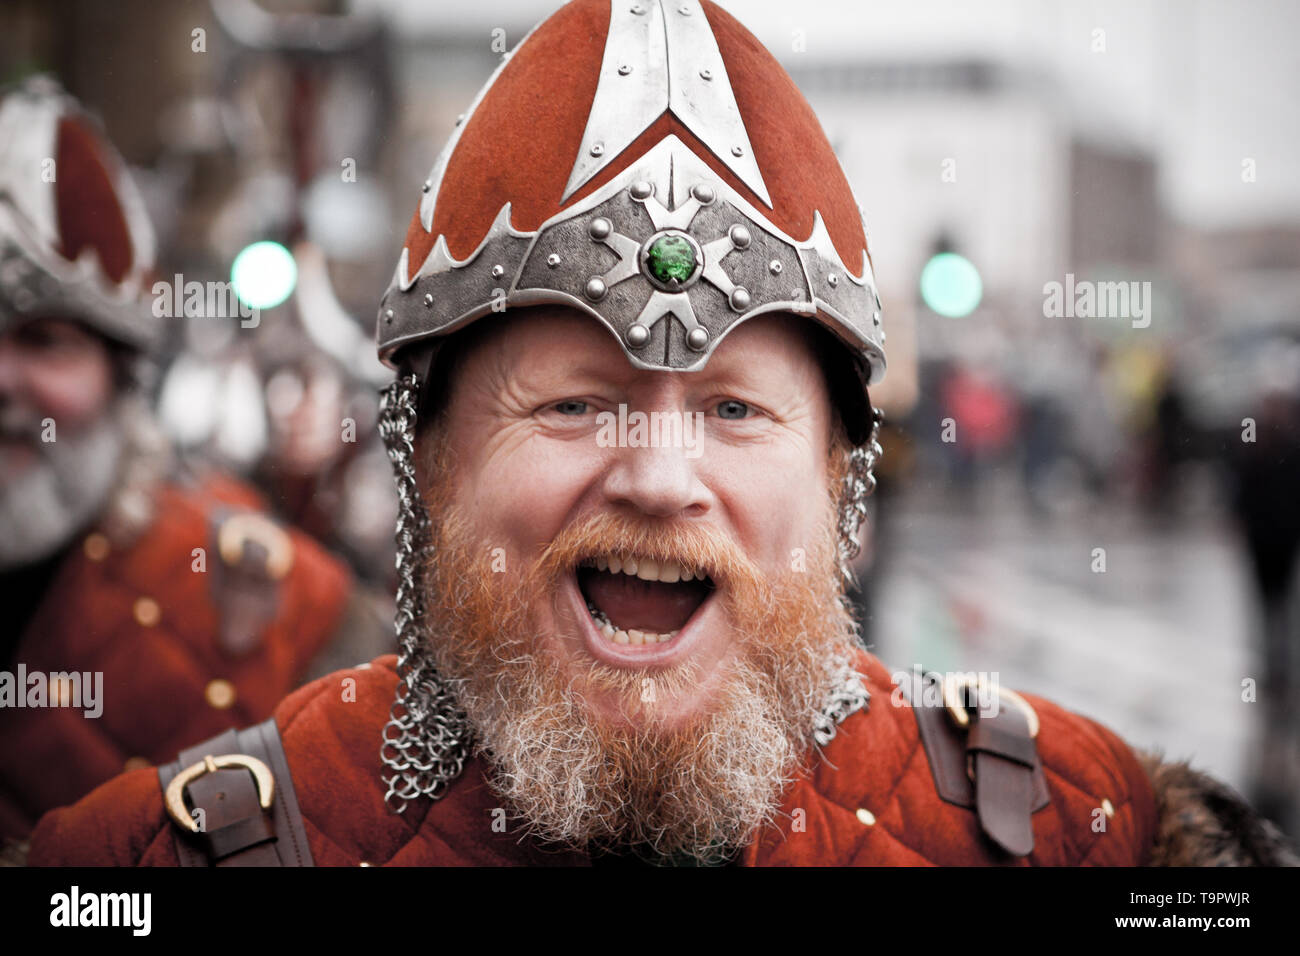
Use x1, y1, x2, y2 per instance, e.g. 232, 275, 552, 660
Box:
376, 375, 884, 811
836, 407, 884, 581
377, 373, 472, 813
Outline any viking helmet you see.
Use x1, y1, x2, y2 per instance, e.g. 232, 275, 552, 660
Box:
0, 75, 160, 354
376, 0, 885, 443
374, 0, 884, 812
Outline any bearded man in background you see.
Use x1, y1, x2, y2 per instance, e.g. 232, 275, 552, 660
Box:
0, 76, 382, 844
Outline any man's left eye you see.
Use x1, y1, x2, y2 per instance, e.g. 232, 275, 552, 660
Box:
716, 400, 750, 420
554, 400, 589, 415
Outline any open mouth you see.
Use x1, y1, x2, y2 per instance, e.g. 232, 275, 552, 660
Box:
576, 555, 717, 647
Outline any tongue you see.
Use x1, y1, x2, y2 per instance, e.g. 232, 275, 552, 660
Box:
580, 569, 707, 633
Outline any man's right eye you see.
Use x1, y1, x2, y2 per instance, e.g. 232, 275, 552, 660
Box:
553, 400, 589, 415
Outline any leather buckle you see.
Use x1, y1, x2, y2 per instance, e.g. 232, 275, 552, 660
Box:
941, 673, 1039, 739
164, 753, 276, 833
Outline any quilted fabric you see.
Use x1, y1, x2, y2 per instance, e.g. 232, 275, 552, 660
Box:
1, 477, 352, 839
28, 650, 1156, 866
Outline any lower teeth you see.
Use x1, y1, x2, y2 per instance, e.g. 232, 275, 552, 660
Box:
586, 602, 678, 645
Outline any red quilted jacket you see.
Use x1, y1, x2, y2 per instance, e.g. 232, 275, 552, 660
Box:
27, 651, 1157, 865
1, 478, 352, 840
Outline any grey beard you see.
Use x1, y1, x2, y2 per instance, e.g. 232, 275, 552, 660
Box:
0, 408, 125, 571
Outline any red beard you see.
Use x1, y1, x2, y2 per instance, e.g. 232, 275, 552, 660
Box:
417, 432, 860, 863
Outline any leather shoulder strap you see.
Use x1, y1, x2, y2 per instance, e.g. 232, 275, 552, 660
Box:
902, 669, 1049, 858
157, 718, 314, 867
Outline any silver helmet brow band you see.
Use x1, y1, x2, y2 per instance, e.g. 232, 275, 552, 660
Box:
379, 135, 885, 385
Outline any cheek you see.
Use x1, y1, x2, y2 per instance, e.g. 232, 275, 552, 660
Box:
29, 356, 114, 428
461, 436, 604, 562
707, 445, 829, 572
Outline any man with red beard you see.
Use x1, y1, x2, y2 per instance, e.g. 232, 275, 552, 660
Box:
27, 0, 1297, 866
0, 77, 380, 845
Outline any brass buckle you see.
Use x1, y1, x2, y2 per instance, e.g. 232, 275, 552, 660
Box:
164, 753, 276, 833
218, 513, 294, 580
941, 673, 1040, 739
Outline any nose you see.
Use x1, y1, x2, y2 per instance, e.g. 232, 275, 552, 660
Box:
600, 428, 712, 519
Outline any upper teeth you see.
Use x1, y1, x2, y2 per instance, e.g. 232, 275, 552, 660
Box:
585, 555, 700, 583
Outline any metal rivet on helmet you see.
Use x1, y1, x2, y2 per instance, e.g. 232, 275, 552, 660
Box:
626, 323, 649, 347
728, 287, 751, 311
690, 182, 715, 205
546, 253, 561, 268
589, 217, 613, 240
728, 224, 751, 249
629, 180, 653, 200
585, 277, 608, 301
686, 327, 709, 351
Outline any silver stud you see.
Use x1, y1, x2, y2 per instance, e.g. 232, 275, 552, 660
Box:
421, 181, 431, 193
626, 323, 650, 347
731, 145, 744, 157
769, 259, 783, 275
686, 327, 709, 351
678, 4, 691, 14
422, 293, 433, 306
630, 181, 653, 200
546, 253, 561, 269
700, 68, 713, 81
590, 142, 604, 157
729, 287, 751, 311
728, 224, 751, 249
828, 273, 839, 287
491, 264, 505, 278
690, 182, 715, 205
588, 217, 613, 240
630, 3, 644, 13
618, 64, 633, 76
383, 308, 394, 323
584, 277, 607, 301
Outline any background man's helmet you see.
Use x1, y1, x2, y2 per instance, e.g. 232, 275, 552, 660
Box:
376, 0, 886, 442
0, 75, 160, 354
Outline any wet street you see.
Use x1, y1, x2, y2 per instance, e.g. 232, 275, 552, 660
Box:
862, 486, 1281, 813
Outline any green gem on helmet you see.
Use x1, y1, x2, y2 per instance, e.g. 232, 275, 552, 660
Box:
644, 233, 697, 285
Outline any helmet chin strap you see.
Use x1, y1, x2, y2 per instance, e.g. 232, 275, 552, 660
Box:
375, 372, 880, 813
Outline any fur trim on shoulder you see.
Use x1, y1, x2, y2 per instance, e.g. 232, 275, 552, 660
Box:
0, 838, 28, 867
1137, 749, 1299, 866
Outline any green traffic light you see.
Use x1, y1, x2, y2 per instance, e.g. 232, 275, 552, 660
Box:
920, 251, 982, 317
231, 241, 297, 310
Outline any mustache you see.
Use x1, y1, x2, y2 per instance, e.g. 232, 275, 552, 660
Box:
527, 510, 768, 605
0, 404, 45, 441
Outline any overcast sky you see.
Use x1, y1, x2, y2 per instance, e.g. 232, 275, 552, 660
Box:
353, 0, 1300, 229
